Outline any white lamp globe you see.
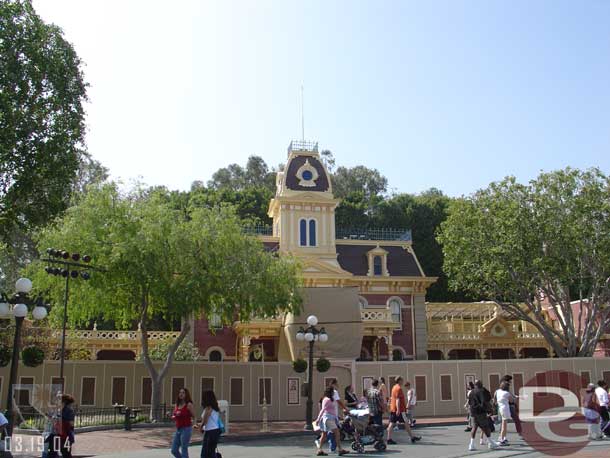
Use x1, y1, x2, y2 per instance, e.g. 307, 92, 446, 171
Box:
32, 306, 48, 320
15, 278, 33, 294
13, 303, 28, 318
304, 332, 314, 342
296, 331, 305, 341
0, 302, 9, 318
319, 333, 328, 343
306, 315, 318, 327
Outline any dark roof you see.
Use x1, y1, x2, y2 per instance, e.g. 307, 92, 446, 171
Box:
336, 245, 423, 277
284, 155, 330, 192
263, 241, 279, 252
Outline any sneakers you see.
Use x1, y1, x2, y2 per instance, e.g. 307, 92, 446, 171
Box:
411, 436, 421, 444
393, 426, 400, 431
479, 438, 487, 445
316, 451, 327, 456
468, 443, 477, 451
499, 439, 509, 446
488, 441, 499, 450
387, 439, 397, 445
337, 451, 350, 456
465, 427, 472, 432
314, 439, 320, 449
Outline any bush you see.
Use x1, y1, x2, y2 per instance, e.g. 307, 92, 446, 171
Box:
316, 358, 330, 373
145, 339, 200, 361
0, 343, 10, 367
22, 345, 44, 367
292, 359, 307, 373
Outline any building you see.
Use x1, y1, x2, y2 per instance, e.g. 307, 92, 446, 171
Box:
191, 140, 437, 363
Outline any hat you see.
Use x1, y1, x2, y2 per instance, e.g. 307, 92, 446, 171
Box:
587, 383, 596, 390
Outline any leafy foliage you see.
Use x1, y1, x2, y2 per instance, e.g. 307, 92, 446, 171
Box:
145, 339, 200, 362
316, 358, 331, 373
438, 168, 610, 357
21, 344, 44, 367
0, 343, 10, 367
292, 358, 307, 373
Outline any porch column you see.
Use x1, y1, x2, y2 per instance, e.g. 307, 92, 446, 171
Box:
240, 336, 251, 362
387, 335, 394, 361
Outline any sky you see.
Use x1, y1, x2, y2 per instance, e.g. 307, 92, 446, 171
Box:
33, 0, 610, 197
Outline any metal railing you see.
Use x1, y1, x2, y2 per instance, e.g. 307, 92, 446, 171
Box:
361, 309, 393, 322
336, 228, 412, 241
53, 329, 181, 341
288, 140, 318, 153
242, 225, 273, 236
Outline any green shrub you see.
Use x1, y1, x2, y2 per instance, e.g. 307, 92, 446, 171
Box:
316, 358, 330, 373
22, 345, 45, 367
292, 358, 307, 373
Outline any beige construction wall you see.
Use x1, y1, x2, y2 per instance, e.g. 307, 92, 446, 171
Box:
1, 358, 610, 421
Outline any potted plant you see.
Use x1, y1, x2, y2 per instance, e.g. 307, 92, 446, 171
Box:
316, 357, 331, 373
292, 358, 307, 373
22, 345, 45, 367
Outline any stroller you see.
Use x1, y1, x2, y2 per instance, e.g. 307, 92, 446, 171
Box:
339, 408, 386, 453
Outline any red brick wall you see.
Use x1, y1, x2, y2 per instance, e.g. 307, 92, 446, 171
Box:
193, 318, 237, 357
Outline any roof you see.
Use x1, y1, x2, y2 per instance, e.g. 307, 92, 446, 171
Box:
262, 241, 279, 252
425, 302, 508, 320
284, 155, 330, 192
336, 244, 422, 277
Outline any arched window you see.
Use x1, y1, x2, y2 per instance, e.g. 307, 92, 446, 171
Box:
299, 219, 307, 246
358, 296, 368, 309
209, 350, 223, 362
389, 298, 402, 324
373, 256, 382, 275
309, 219, 316, 246
392, 349, 404, 361
209, 313, 222, 330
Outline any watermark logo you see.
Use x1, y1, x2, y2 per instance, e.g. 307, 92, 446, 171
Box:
520, 370, 590, 455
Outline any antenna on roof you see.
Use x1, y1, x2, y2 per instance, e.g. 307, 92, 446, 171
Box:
301, 84, 305, 141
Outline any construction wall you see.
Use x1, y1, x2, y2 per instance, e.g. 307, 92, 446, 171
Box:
1, 358, 610, 421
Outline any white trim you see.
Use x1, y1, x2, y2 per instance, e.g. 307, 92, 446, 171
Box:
358, 296, 368, 309
49, 376, 64, 399
204, 346, 226, 361
140, 376, 152, 406
439, 374, 453, 401
488, 373, 501, 393
387, 296, 403, 327
258, 377, 272, 406
414, 375, 428, 403
287, 377, 300, 406
391, 346, 407, 361
298, 217, 318, 247
229, 377, 244, 406
362, 376, 374, 393
200, 376, 216, 404
18, 376, 35, 406
110, 376, 127, 406
80, 376, 97, 406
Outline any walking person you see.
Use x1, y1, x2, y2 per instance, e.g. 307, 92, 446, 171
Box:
467, 380, 498, 451
198, 390, 222, 458
366, 379, 384, 426
464, 381, 475, 432
0, 410, 8, 458
379, 377, 389, 411
53, 394, 76, 458
405, 381, 417, 427
314, 386, 349, 456
502, 375, 522, 437
582, 383, 602, 440
386, 377, 421, 445
495, 381, 514, 446
345, 385, 359, 409
171, 388, 195, 458
595, 380, 610, 437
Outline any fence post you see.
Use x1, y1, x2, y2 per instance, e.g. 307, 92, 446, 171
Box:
124, 407, 132, 431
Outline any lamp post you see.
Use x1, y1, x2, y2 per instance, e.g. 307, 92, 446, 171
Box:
295, 315, 328, 430
42, 248, 101, 386
0, 278, 50, 437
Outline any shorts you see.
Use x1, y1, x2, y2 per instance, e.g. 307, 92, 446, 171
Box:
498, 406, 512, 421
321, 418, 338, 432
406, 407, 415, 420
390, 412, 405, 424
473, 413, 490, 429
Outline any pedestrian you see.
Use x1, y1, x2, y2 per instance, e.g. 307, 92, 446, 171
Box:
467, 380, 498, 451
57, 394, 76, 458
595, 380, 610, 437
329, 378, 349, 413
501, 375, 522, 436
379, 378, 389, 410
582, 383, 602, 440
0, 410, 8, 458
315, 396, 336, 453
405, 381, 417, 427
386, 376, 421, 445
366, 379, 384, 426
171, 388, 195, 458
314, 386, 349, 456
344, 385, 359, 409
198, 390, 222, 458
464, 381, 475, 432
494, 381, 514, 446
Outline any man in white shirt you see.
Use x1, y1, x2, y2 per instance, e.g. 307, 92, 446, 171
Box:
405, 381, 417, 427
595, 380, 609, 436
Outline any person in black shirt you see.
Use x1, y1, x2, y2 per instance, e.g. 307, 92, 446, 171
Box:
344, 385, 359, 409
467, 380, 498, 451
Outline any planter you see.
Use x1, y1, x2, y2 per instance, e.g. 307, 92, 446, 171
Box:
292, 359, 307, 373
316, 357, 331, 373
22, 345, 44, 367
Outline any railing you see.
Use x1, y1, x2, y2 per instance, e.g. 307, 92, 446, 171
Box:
336, 228, 412, 242
54, 330, 181, 341
428, 332, 546, 341
288, 140, 318, 153
361, 309, 393, 322
243, 224, 273, 236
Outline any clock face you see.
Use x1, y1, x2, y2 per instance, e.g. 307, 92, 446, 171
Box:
491, 324, 507, 337
302, 170, 313, 180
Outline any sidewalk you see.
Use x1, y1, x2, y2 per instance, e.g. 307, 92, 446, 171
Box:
17, 416, 465, 457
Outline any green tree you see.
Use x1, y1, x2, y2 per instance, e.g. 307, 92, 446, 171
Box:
29, 184, 302, 416
438, 168, 610, 357
207, 155, 275, 192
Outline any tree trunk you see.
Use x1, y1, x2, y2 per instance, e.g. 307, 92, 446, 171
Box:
150, 376, 164, 421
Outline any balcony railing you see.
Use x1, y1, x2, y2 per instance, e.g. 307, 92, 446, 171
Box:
361, 309, 393, 322
428, 331, 545, 341
243, 225, 273, 236
288, 140, 319, 153
336, 228, 412, 242
53, 329, 181, 341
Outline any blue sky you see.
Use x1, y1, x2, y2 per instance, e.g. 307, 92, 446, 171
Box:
34, 0, 610, 196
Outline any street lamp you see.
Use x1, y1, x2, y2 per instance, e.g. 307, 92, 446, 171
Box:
0, 278, 50, 436
42, 248, 102, 386
295, 314, 328, 430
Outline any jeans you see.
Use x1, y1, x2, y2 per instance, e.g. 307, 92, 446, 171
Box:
328, 431, 336, 452
172, 426, 193, 458
201, 428, 221, 458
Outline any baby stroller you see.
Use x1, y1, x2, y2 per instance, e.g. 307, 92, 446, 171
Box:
339, 408, 386, 453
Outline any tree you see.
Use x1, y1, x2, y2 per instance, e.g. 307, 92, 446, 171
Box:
438, 168, 610, 357
30, 184, 302, 417
207, 155, 275, 192
0, 0, 88, 243
332, 165, 388, 201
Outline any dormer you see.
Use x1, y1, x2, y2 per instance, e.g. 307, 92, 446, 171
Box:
367, 244, 389, 276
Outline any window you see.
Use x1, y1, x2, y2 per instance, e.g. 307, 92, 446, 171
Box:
141, 377, 152, 405
171, 377, 185, 404
111, 377, 126, 405
373, 256, 382, 275
201, 377, 215, 401
81, 377, 96, 406
440, 375, 453, 401
389, 298, 402, 324
259, 378, 272, 405
209, 350, 223, 362
208, 313, 222, 330
50, 377, 64, 399
358, 296, 368, 309
489, 374, 500, 393
230, 378, 243, 405
513, 373, 524, 396
580, 371, 591, 388
299, 218, 317, 247
17, 377, 34, 407
603, 371, 610, 386
392, 349, 404, 361
414, 376, 427, 402
309, 220, 316, 246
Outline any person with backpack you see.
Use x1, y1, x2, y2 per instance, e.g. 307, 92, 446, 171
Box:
198, 390, 223, 458
467, 380, 498, 451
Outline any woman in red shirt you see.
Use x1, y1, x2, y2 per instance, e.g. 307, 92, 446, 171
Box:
171, 388, 195, 458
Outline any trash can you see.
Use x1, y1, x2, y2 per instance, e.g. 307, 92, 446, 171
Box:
218, 400, 229, 434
